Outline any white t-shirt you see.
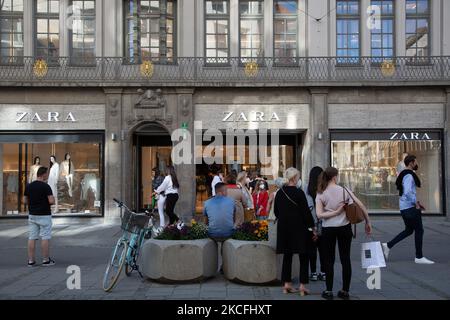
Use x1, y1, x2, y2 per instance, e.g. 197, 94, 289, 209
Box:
211, 175, 222, 196
156, 175, 178, 195
316, 184, 353, 228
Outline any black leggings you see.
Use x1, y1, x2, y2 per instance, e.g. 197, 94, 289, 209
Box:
165, 193, 179, 224
281, 253, 309, 284
322, 224, 353, 292
310, 237, 326, 274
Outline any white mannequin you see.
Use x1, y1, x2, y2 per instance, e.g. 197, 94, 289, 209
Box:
48, 156, 59, 213
28, 156, 41, 184
60, 153, 74, 197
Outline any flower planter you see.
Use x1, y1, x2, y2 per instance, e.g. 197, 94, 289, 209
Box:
222, 221, 299, 285
141, 238, 218, 283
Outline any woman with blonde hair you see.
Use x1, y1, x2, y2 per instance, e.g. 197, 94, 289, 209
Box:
274, 167, 316, 296
316, 167, 372, 300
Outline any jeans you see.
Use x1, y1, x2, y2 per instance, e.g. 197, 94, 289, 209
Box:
309, 237, 326, 274
165, 193, 179, 224
322, 224, 353, 292
387, 207, 424, 259
281, 253, 309, 284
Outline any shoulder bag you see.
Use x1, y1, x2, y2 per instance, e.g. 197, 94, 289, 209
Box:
343, 186, 365, 238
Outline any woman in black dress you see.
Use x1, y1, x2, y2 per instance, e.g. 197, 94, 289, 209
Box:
274, 167, 316, 296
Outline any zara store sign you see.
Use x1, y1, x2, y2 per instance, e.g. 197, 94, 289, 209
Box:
16, 111, 77, 123
222, 111, 281, 122
389, 132, 432, 140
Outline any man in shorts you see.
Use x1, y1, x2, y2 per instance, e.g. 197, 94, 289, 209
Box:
24, 166, 56, 267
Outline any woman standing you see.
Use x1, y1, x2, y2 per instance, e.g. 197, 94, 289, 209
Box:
274, 167, 315, 296
155, 165, 180, 225
304, 166, 326, 282
252, 181, 269, 220
267, 177, 285, 221
316, 167, 372, 300
225, 174, 246, 227
237, 171, 255, 222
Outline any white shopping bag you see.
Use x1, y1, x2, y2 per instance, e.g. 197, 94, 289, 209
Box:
361, 241, 386, 269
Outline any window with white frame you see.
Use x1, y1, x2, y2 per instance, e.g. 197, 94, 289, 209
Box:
124, 0, 176, 64
0, 0, 24, 64
205, 0, 229, 64
35, 0, 60, 62
273, 0, 297, 64
336, 0, 360, 63
70, 0, 95, 63
239, 0, 264, 63
406, 0, 429, 59
370, 0, 394, 62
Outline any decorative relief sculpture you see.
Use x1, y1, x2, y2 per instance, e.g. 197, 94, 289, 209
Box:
128, 88, 172, 126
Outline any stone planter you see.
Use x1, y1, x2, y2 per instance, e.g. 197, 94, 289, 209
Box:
141, 238, 218, 283
223, 221, 299, 285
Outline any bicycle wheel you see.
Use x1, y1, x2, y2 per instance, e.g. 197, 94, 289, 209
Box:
103, 238, 128, 292
125, 233, 141, 276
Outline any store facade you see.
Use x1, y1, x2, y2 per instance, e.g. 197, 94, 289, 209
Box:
0, 102, 106, 217
0, 87, 448, 219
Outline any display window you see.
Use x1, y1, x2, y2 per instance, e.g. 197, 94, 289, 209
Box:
331, 131, 443, 215
0, 132, 104, 217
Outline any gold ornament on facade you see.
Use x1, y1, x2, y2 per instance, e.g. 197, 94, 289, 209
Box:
381, 60, 395, 77
140, 60, 154, 78
33, 59, 48, 78
244, 61, 259, 77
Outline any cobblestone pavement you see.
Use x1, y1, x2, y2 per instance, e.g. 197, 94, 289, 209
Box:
0, 216, 449, 300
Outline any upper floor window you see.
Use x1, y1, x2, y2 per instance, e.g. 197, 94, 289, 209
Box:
239, 0, 264, 63
205, 0, 229, 64
70, 0, 95, 64
370, 0, 394, 62
0, 0, 24, 64
336, 0, 360, 63
35, 0, 60, 63
273, 0, 297, 64
406, 0, 429, 59
125, 0, 176, 64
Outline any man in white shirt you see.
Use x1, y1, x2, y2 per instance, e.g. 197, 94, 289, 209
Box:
211, 169, 223, 197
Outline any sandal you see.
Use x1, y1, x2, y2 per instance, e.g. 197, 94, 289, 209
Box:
283, 287, 299, 294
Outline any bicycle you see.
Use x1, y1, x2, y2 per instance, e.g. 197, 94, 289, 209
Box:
102, 198, 159, 292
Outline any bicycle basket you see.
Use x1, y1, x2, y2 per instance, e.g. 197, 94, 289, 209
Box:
121, 211, 150, 234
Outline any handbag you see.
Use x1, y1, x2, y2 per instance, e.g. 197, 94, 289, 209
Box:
343, 187, 365, 224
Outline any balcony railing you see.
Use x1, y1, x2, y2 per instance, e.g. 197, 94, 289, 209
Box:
0, 56, 449, 86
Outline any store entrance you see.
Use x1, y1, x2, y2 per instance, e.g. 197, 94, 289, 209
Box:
133, 124, 172, 212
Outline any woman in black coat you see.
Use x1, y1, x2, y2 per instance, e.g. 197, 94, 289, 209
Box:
274, 167, 316, 296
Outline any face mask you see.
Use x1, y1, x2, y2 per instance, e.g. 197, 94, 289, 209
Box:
259, 184, 265, 190
246, 177, 250, 184
296, 179, 302, 189
413, 165, 419, 171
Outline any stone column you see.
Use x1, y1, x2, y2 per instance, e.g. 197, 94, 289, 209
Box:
445, 88, 450, 220
175, 89, 196, 222
305, 88, 329, 183
104, 89, 123, 221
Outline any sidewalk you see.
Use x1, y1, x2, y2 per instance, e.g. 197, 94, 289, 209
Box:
0, 216, 449, 300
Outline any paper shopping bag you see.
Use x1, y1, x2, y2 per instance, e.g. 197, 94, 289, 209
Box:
361, 241, 386, 269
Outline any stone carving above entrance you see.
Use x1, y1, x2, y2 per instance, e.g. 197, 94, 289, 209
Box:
130, 88, 173, 126
135, 89, 166, 109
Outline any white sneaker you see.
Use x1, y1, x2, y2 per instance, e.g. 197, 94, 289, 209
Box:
415, 257, 435, 264
382, 243, 390, 260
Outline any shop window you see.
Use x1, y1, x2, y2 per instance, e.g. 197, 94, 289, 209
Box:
0, 133, 104, 217
331, 133, 443, 214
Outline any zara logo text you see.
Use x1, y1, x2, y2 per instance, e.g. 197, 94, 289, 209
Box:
16, 112, 77, 123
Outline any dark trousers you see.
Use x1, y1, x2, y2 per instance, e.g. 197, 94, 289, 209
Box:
387, 207, 424, 259
281, 253, 309, 284
322, 224, 353, 292
165, 193, 179, 224
309, 238, 326, 274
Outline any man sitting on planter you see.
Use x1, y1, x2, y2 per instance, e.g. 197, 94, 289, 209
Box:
203, 182, 236, 273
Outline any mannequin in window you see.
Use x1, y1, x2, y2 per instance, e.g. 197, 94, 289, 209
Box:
60, 153, 75, 197
48, 155, 59, 213
28, 156, 42, 184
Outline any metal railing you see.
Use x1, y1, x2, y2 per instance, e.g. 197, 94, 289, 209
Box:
0, 56, 449, 85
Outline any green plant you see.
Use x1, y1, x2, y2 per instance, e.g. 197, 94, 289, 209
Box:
155, 220, 208, 240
